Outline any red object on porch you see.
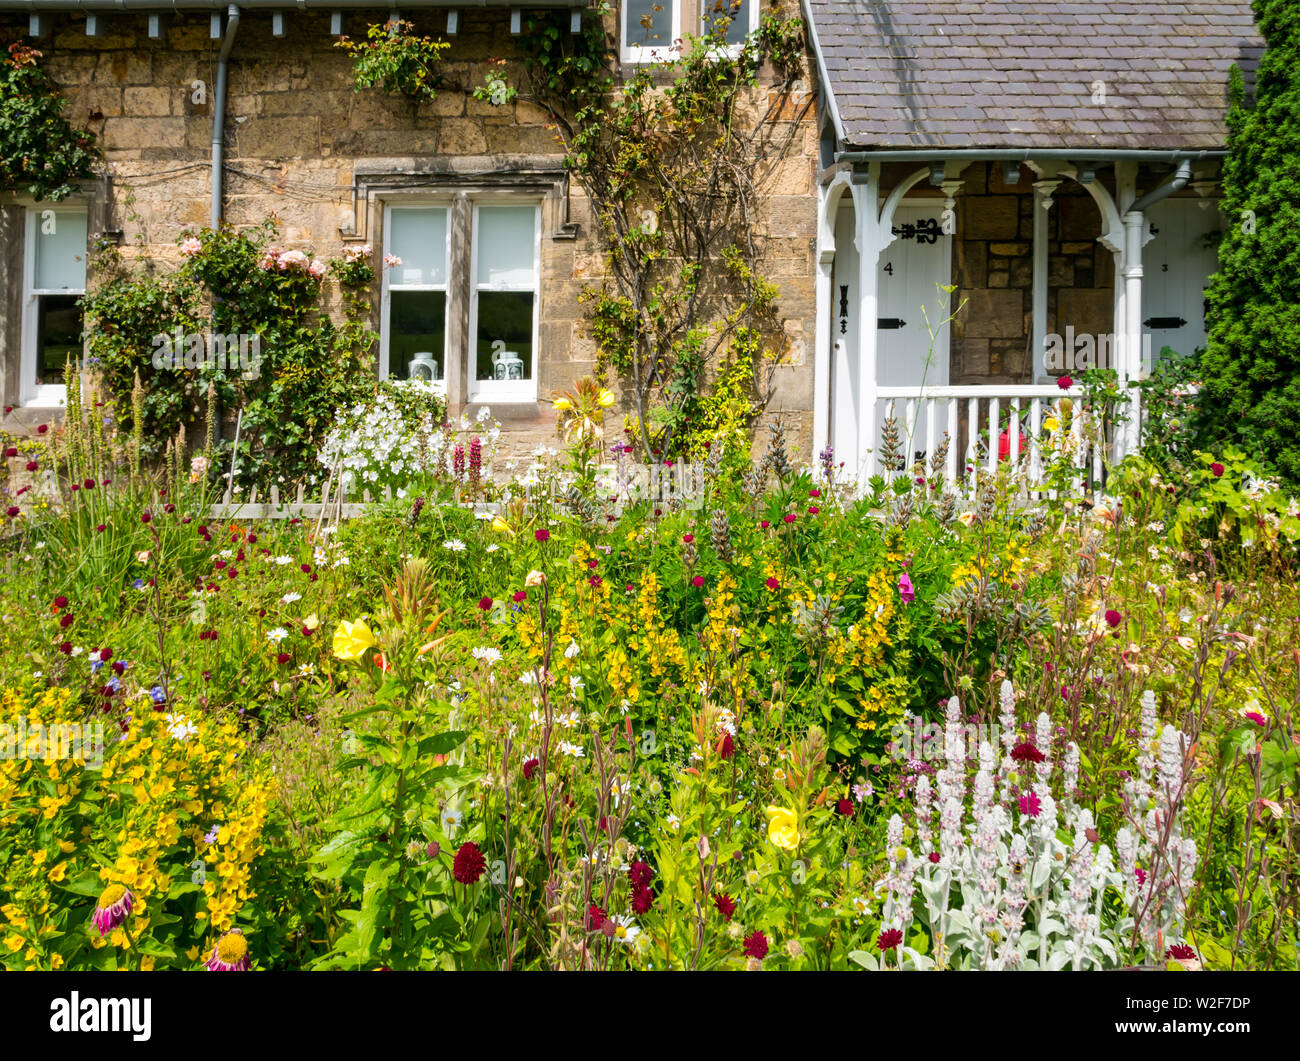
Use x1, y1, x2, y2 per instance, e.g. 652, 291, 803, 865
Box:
998, 427, 1010, 461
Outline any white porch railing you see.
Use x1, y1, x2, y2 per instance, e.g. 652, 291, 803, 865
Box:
871, 384, 1106, 497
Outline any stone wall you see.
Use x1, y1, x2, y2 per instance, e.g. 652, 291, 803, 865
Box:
0, 5, 820, 465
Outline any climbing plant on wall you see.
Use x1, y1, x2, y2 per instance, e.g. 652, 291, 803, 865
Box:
475, 3, 809, 462
0, 38, 99, 201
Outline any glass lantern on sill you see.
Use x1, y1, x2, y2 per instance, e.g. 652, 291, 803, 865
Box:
407, 351, 440, 381
490, 339, 525, 381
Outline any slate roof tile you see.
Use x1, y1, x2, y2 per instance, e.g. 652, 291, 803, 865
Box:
810, 0, 1262, 149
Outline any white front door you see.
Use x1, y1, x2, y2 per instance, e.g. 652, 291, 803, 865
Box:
1142, 198, 1222, 364
876, 201, 952, 460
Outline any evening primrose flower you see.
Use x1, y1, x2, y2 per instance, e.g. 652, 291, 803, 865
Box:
491, 515, 513, 535
764, 806, 800, 851
553, 397, 573, 412
598, 388, 616, 407
333, 618, 376, 660
92, 884, 133, 935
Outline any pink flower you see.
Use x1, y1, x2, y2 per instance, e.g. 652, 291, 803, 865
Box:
1244, 711, 1267, 727
1104, 609, 1122, 628
682, 533, 694, 543
180, 236, 203, 256
1210, 462, 1225, 477
92, 884, 133, 934
477, 596, 493, 611
898, 572, 915, 603
765, 577, 780, 591
782, 513, 797, 524
384, 254, 403, 268
1018, 791, 1041, 818
1057, 375, 1073, 390
308, 258, 327, 278
535, 528, 550, 543
691, 575, 705, 588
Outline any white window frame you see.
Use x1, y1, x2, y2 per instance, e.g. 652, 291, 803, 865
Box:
21, 204, 87, 408
468, 201, 542, 404
699, 0, 759, 56
621, 0, 681, 64
380, 201, 452, 393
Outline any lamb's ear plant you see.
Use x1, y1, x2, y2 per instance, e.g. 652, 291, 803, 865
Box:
853, 683, 1199, 971
310, 560, 479, 970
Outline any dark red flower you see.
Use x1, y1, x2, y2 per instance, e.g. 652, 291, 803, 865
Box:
808, 505, 820, 515
809, 488, 821, 498
628, 860, 654, 887
512, 590, 527, 602
835, 798, 853, 817
53, 595, 68, 608
58, 641, 72, 655
60, 614, 74, 628
1166, 944, 1197, 961
1210, 462, 1225, 477
95, 524, 105, 533
765, 577, 780, 591
1104, 609, 1122, 628
453, 842, 487, 884
718, 732, 735, 759
535, 528, 550, 542
1009, 741, 1046, 764
743, 930, 768, 960
5, 506, 19, 518
36, 423, 48, 434
1057, 375, 1073, 390
300, 563, 311, 573
276, 652, 291, 665
586, 903, 607, 931
682, 533, 694, 543
100, 648, 112, 661
713, 892, 736, 921
877, 928, 903, 951
782, 513, 797, 524
928, 851, 941, 864
24, 460, 38, 472
3, 447, 15, 458
760, 520, 770, 529
477, 596, 493, 611
141, 511, 152, 524
84, 478, 96, 490
522, 757, 539, 780
631, 883, 655, 914
691, 575, 705, 588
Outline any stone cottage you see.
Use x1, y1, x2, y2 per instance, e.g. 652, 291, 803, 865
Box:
0, 0, 1268, 484
0, 0, 822, 462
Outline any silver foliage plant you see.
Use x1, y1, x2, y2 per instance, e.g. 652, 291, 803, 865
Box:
853, 683, 1197, 971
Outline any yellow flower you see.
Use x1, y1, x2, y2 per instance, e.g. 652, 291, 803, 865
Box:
553, 397, 572, 412
332, 618, 376, 661
1043, 415, 1060, 432
764, 806, 800, 851
598, 388, 615, 407
303, 613, 320, 631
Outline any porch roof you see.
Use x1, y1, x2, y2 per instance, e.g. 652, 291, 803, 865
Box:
807, 0, 1263, 152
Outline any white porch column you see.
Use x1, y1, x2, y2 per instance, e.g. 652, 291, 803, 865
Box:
853, 163, 882, 486
811, 181, 836, 464
1119, 210, 1145, 460
1031, 179, 1060, 381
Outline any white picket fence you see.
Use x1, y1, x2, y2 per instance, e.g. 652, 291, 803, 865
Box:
873, 384, 1105, 497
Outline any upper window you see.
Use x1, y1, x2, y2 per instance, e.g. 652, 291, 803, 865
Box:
22, 205, 87, 406
382, 205, 450, 384
700, 0, 757, 49
622, 0, 681, 63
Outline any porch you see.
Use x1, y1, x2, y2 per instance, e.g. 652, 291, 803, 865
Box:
811, 153, 1223, 493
